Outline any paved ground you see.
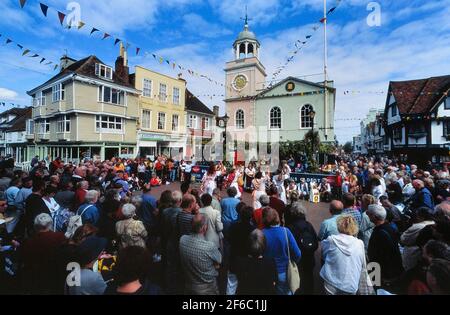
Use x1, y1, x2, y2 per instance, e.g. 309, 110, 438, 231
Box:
149, 182, 331, 294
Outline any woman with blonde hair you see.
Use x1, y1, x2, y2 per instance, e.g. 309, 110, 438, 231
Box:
320, 215, 367, 295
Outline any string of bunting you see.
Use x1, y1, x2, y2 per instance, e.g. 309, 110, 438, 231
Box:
0, 101, 28, 108
18, 0, 228, 90
270, 0, 343, 84
0, 33, 59, 71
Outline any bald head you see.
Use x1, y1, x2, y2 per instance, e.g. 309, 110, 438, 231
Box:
413, 179, 425, 191
330, 200, 344, 215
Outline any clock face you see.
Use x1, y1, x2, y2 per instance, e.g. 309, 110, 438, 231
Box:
233, 75, 248, 91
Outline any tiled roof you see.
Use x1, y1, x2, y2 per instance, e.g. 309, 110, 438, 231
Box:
185, 90, 214, 115
389, 75, 450, 114
28, 55, 133, 95
0, 107, 31, 131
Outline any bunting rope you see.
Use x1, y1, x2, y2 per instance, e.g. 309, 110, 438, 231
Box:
0, 33, 59, 71
0, 101, 29, 108
270, 0, 343, 84
18, 0, 229, 90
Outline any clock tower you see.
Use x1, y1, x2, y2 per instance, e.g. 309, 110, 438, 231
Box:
225, 17, 266, 132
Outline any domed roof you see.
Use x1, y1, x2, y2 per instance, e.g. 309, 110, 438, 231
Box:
234, 25, 259, 45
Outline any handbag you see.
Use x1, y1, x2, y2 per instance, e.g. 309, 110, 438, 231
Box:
284, 227, 300, 294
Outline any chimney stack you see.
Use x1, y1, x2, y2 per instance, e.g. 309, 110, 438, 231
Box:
115, 42, 129, 83
60, 55, 76, 72
213, 106, 219, 117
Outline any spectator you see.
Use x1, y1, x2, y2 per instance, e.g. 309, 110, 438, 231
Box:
179, 214, 222, 295
286, 202, 318, 295
199, 193, 223, 250
234, 229, 277, 295
318, 200, 344, 241
268, 186, 286, 225
426, 259, 450, 295
22, 213, 66, 294
342, 193, 362, 228
262, 207, 301, 295
253, 194, 271, 230
65, 236, 108, 295
367, 204, 404, 289
54, 181, 75, 211
104, 246, 162, 295
320, 215, 366, 295
410, 180, 434, 211
220, 187, 240, 236
76, 190, 100, 226
116, 203, 148, 249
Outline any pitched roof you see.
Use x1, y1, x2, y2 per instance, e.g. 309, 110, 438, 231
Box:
257, 76, 335, 97
0, 107, 31, 131
28, 55, 133, 95
185, 90, 214, 115
9, 107, 32, 132
389, 75, 450, 114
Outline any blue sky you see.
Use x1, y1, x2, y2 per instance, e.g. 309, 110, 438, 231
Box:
1, 0, 450, 143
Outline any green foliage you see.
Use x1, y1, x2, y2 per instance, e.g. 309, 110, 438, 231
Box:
343, 142, 353, 154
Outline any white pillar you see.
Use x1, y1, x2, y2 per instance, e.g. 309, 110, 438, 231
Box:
245, 42, 249, 58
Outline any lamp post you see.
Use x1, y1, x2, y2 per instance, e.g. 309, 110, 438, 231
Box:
310, 110, 316, 163
222, 114, 229, 163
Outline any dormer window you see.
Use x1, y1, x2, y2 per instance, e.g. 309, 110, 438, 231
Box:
95, 63, 113, 80
444, 96, 450, 110
391, 105, 397, 117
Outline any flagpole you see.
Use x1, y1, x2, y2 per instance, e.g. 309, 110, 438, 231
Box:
323, 0, 329, 142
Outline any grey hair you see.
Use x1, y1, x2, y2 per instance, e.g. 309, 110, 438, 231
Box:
259, 194, 270, 207
434, 201, 450, 220
289, 202, 307, 218
84, 190, 99, 204
367, 204, 387, 221
248, 229, 266, 258
131, 195, 143, 208
122, 203, 136, 218
172, 190, 183, 203
34, 213, 53, 231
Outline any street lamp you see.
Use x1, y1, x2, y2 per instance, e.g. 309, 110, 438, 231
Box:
222, 114, 229, 163
310, 110, 316, 160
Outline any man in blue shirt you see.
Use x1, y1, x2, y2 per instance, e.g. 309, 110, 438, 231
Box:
138, 185, 158, 232
411, 179, 434, 210
318, 200, 344, 241
342, 193, 362, 228
220, 187, 240, 236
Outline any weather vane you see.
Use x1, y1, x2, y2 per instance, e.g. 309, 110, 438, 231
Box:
241, 5, 252, 26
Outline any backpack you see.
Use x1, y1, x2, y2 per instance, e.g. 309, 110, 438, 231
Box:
50, 207, 74, 233
64, 205, 93, 239
295, 224, 318, 253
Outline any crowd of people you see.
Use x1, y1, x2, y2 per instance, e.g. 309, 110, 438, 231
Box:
0, 154, 449, 295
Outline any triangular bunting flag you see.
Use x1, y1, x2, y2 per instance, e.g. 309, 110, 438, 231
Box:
114, 38, 121, 46
78, 21, 85, 29
166, 60, 170, 65
40, 3, 49, 16
159, 57, 163, 64
6, 39, 12, 44
22, 49, 30, 56
320, 17, 327, 23
45, 61, 52, 65
328, 7, 336, 14
102, 33, 111, 40
136, 47, 141, 55
19, 0, 27, 8
58, 11, 66, 25
152, 54, 156, 59
30, 54, 39, 58
54, 64, 59, 70
90, 28, 99, 35
17, 44, 23, 49
40, 58, 46, 64
172, 63, 176, 69
306, 35, 312, 39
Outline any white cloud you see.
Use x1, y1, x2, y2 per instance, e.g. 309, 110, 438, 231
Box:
183, 13, 232, 38
0, 87, 19, 100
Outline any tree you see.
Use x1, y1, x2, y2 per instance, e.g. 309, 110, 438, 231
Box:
343, 142, 353, 154
303, 130, 321, 172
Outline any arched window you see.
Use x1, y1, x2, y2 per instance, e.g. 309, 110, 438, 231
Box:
270, 107, 282, 129
301, 104, 314, 128
236, 109, 245, 129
